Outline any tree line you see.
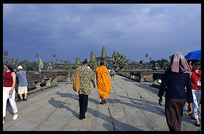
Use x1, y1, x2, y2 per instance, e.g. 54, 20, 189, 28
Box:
3, 51, 170, 72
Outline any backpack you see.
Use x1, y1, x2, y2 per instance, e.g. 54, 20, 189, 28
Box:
73, 67, 80, 92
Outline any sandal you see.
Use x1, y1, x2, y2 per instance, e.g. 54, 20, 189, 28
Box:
80, 117, 87, 120
100, 100, 106, 104
195, 119, 201, 127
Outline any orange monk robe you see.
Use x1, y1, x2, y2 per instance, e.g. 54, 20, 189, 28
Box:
95, 66, 112, 99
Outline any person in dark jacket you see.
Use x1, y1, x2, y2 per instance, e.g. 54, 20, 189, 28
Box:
158, 52, 193, 131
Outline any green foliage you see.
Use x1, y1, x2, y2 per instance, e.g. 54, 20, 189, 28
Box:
19, 60, 38, 71
63, 62, 75, 74
89, 59, 99, 70
109, 52, 128, 70
53, 54, 56, 58
150, 60, 156, 64
53, 54, 56, 63
155, 58, 170, 70
73, 64, 78, 69
42, 62, 48, 70
145, 53, 149, 58
160, 58, 170, 70
35, 53, 39, 59
131, 61, 138, 64
138, 63, 144, 69
4, 51, 8, 57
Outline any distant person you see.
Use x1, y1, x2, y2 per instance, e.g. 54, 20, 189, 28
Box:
72, 59, 96, 120
190, 60, 201, 127
95, 61, 112, 104
158, 52, 193, 131
3, 62, 18, 125
16, 66, 28, 102
110, 68, 115, 80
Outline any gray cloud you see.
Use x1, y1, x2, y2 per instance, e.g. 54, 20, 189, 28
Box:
3, 4, 201, 62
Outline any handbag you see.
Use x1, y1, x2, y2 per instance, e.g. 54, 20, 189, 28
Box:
73, 67, 80, 92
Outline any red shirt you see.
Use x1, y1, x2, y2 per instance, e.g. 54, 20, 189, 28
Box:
191, 70, 201, 90
3, 71, 13, 87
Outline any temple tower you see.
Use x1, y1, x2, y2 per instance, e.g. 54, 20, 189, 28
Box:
91, 50, 96, 60
112, 50, 117, 57
75, 57, 80, 64
101, 46, 107, 59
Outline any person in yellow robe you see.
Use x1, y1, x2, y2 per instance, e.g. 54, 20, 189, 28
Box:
95, 60, 112, 104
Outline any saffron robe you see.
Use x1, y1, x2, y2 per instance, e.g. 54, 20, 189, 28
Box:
95, 66, 112, 99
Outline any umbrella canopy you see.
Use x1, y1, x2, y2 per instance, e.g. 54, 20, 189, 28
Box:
185, 50, 201, 60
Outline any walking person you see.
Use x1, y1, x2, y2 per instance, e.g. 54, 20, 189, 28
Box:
3, 63, 18, 125
16, 65, 28, 102
72, 59, 96, 120
158, 52, 193, 131
95, 61, 112, 104
110, 68, 115, 80
190, 60, 201, 127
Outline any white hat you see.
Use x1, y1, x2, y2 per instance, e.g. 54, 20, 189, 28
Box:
18, 66, 23, 70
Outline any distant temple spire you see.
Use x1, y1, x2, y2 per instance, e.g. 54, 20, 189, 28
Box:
91, 50, 96, 60
101, 45, 107, 59
75, 57, 80, 64
112, 50, 117, 57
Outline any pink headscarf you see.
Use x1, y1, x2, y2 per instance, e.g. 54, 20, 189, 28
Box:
171, 52, 191, 73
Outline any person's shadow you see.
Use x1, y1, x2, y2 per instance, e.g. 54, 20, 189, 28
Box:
55, 91, 99, 104
48, 97, 143, 131
48, 98, 79, 118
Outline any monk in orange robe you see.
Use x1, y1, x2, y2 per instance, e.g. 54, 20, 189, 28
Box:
95, 61, 112, 104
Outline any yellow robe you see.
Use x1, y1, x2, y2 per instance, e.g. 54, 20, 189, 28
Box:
95, 66, 112, 99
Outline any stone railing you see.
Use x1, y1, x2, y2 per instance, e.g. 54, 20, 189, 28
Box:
117, 70, 165, 82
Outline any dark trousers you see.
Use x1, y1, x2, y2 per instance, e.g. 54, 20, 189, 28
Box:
79, 94, 88, 119
165, 98, 186, 131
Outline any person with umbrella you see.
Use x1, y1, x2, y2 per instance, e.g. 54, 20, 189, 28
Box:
185, 50, 201, 61
185, 49, 201, 126
190, 60, 201, 127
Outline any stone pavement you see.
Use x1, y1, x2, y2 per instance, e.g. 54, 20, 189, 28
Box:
3, 75, 201, 131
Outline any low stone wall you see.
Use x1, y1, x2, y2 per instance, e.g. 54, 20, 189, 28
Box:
15, 71, 71, 100
56, 76, 69, 82
117, 70, 164, 82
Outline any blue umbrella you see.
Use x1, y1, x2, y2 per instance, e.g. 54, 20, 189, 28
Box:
185, 50, 201, 60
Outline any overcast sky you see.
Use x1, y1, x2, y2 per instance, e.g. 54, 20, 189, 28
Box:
3, 4, 201, 63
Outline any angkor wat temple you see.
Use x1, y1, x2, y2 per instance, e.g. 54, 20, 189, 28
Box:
75, 45, 116, 65
90, 46, 117, 63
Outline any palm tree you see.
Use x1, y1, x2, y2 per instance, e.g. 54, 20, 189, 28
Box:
4, 51, 8, 63
35, 53, 39, 61
145, 53, 149, 62
145, 53, 149, 70
53, 54, 56, 63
